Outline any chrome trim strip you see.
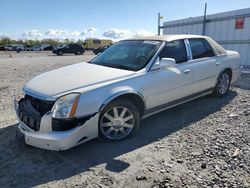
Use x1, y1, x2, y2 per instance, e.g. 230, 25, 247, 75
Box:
143, 88, 213, 119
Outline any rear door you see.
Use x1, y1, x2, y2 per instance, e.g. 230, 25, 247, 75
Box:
187, 38, 219, 92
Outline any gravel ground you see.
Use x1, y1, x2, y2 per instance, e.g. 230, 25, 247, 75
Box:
0, 51, 249, 188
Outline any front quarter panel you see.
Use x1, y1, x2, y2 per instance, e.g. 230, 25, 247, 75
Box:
75, 84, 145, 118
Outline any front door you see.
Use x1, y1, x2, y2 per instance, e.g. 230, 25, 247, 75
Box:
144, 39, 194, 112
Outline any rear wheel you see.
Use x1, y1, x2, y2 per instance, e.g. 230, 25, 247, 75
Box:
213, 71, 231, 98
98, 99, 140, 141
57, 51, 63, 56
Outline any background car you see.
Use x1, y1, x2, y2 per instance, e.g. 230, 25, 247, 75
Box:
4, 45, 14, 51
52, 44, 85, 55
5, 44, 24, 51
32, 44, 54, 51
43, 45, 54, 51
93, 45, 110, 55
12, 44, 24, 51
0, 46, 6, 51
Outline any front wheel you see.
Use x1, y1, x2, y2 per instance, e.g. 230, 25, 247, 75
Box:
213, 71, 231, 98
98, 99, 140, 141
75, 51, 81, 55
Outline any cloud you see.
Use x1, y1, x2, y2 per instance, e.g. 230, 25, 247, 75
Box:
102, 28, 132, 39
45, 29, 68, 37
133, 29, 156, 38
22, 29, 43, 38
70, 31, 81, 38
102, 28, 155, 40
81, 27, 98, 35
43, 28, 97, 39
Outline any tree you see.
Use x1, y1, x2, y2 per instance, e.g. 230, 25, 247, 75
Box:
0, 37, 11, 45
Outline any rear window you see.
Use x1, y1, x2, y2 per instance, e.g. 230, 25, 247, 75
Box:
189, 39, 215, 59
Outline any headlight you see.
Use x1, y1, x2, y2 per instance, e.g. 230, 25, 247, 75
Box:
52, 93, 80, 119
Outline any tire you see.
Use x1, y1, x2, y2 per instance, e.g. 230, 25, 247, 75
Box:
75, 51, 81, 55
212, 71, 231, 98
98, 99, 140, 142
57, 51, 63, 56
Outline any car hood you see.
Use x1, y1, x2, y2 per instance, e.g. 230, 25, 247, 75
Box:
24, 62, 135, 100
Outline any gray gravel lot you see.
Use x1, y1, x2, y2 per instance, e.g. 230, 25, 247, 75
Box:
0, 51, 249, 188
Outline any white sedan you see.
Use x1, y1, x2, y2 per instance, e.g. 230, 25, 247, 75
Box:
14, 35, 241, 150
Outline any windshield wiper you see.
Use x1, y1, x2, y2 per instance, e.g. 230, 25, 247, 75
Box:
93, 62, 134, 71
104, 63, 134, 71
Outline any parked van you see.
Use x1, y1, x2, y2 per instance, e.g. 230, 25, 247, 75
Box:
83, 39, 112, 50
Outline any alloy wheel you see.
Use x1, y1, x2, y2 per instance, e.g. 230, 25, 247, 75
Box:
218, 73, 230, 95
100, 106, 135, 140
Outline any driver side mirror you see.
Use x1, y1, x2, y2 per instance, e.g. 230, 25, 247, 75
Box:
151, 58, 176, 70
159, 58, 176, 69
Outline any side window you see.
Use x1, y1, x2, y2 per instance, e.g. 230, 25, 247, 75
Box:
93, 39, 101, 44
159, 40, 187, 64
189, 39, 215, 59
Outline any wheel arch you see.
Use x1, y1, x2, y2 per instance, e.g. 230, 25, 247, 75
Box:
218, 68, 232, 81
99, 89, 146, 116
213, 67, 233, 89
223, 68, 232, 80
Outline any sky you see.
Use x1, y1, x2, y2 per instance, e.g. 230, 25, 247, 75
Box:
0, 0, 250, 40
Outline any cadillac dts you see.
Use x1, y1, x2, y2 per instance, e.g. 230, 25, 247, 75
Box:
14, 35, 241, 150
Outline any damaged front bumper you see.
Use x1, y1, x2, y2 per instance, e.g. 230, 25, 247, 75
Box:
14, 99, 100, 151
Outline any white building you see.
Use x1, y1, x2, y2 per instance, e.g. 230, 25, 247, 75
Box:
163, 8, 250, 67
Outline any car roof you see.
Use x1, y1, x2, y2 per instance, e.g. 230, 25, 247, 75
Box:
124, 34, 209, 42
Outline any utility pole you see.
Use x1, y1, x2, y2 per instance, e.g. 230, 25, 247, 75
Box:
158, 13, 161, 35
157, 13, 163, 35
202, 3, 207, 35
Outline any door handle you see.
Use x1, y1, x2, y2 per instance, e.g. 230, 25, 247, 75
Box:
184, 69, 191, 74
216, 62, 220, 66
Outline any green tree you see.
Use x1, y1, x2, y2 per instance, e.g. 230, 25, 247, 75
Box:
0, 37, 11, 45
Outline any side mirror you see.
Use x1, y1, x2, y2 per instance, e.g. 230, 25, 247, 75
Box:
159, 58, 176, 69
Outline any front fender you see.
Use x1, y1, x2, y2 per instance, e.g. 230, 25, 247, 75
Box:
99, 86, 145, 112
75, 86, 145, 118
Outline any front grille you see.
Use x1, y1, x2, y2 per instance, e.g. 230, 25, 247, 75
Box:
25, 95, 54, 116
17, 95, 54, 131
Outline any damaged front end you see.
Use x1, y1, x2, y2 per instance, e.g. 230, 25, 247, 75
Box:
17, 95, 54, 131
14, 94, 99, 151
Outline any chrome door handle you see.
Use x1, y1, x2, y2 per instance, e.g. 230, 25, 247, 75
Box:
184, 69, 191, 74
216, 62, 220, 66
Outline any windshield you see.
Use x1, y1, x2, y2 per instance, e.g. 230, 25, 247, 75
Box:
90, 40, 161, 71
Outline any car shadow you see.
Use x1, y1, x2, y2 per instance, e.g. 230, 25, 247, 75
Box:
0, 91, 237, 187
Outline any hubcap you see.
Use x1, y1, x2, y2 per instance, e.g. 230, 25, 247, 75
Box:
218, 73, 230, 94
100, 106, 135, 140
